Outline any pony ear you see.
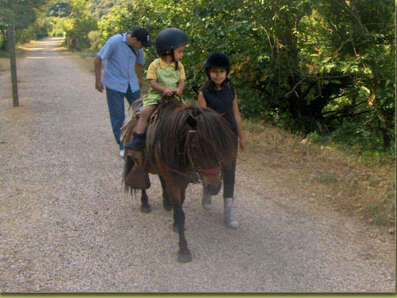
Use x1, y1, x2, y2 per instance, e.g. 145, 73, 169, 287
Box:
186, 115, 197, 128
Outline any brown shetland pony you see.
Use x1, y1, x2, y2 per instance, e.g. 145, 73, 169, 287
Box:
123, 97, 236, 263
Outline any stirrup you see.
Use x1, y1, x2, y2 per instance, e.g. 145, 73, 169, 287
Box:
125, 160, 150, 189
126, 149, 144, 165
125, 132, 146, 150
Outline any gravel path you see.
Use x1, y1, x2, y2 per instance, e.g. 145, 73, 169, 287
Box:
0, 38, 395, 293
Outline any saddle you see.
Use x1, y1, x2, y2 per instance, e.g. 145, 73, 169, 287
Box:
121, 99, 149, 189
124, 161, 150, 189
121, 96, 181, 189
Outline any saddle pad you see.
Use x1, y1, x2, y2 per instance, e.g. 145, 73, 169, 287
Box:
125, 162, 151, 189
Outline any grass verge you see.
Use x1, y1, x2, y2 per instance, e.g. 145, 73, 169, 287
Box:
242, 119, 395, 228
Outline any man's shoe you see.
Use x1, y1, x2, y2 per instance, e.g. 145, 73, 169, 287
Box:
120, 149, 125, 158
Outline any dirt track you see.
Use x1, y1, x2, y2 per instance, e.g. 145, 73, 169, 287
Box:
0, 37, 395, 293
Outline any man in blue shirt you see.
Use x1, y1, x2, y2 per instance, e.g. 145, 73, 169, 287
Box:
94, 28, 150, 157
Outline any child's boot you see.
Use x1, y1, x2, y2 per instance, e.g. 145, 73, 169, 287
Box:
224, 197, 239, 229
125, 132, 146, 164
125, 132, 146, 150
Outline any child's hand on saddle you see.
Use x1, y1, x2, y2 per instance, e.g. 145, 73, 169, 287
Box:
162, 88, 175, 97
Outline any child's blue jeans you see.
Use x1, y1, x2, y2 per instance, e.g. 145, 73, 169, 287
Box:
106, 86, 140, 150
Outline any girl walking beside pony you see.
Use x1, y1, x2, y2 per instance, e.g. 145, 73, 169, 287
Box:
198, 52, 245, 229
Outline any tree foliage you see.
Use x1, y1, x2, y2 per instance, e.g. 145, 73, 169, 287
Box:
89, 0, 395, 152
61, 0, 97, 49
0, 0, 51, 49
13, 0, 396, 153
47, 0, 71, 17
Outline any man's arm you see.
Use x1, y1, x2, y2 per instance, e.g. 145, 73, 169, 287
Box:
94, 56, 104, 92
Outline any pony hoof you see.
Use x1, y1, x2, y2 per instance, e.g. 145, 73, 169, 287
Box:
177, 250, 192, 263
202, 201, 211, 210
201, 193, 211, 210
140, 204, 152, 213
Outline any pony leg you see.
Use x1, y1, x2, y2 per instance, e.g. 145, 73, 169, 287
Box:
201, 184, 212, 210
160, 176, 172, 211
140, 189, 151, 213
160, 173, 191, 262
173, 202, 192, 263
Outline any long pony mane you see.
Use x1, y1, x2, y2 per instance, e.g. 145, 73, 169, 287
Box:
148, 98, 236, 172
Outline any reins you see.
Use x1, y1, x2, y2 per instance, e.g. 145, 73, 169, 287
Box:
184, 129, 221, 177
164, 128, 221, 181
163, 129, 200, 181
145, 97, 223, 180
184, 129, 196, 170
156, 129, 198, 180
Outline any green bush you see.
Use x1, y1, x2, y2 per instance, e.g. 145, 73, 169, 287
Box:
237, 87, 264, 119
330, 120, 393, 153
64, 16, 97, 49
0, 33, 4, 50
88, 30, 101, 51
91, 0, 394, 155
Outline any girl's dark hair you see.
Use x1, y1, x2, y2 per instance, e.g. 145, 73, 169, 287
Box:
201, 77, 231, 92
160, 50, 179, 70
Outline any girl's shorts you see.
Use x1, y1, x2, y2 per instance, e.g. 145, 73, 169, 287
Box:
143, 94, 161, 107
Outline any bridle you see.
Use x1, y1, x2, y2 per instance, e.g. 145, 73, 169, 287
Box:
184, 129, 222, 179
154, 102, 222, 181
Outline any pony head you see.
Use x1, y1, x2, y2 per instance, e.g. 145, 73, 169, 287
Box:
152, 100, 236, 194
182, 107, 236, 194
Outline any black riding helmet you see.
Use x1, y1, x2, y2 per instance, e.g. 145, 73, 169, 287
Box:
204, 52, 231, 75
155, 27, 188, 56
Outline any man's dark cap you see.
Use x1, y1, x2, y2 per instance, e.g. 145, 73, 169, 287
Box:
129, 28, 151, 47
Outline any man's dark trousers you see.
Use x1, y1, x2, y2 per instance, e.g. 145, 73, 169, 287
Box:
106, 86, 140, 150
